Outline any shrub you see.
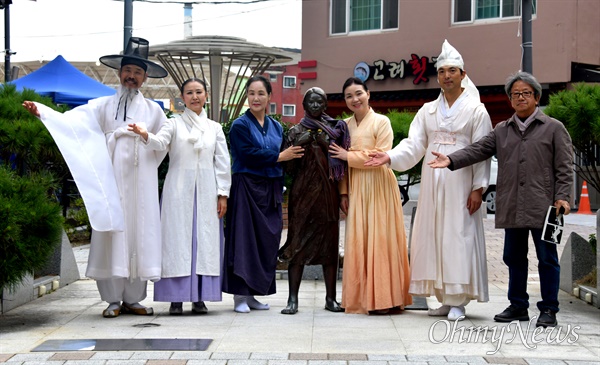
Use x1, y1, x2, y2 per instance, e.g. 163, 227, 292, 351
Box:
63, 198, 91, 243
386, 109, 420, 186
545, 83, 600, 192
0, 166, 63, 302
0, 84, 73, 310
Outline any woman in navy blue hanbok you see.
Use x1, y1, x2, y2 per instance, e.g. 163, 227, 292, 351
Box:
222, 75, 304, 313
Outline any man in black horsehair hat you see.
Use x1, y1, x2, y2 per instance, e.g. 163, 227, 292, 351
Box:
23, 37, 169, 318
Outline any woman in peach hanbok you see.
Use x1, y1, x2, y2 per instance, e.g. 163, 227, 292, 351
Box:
329, 77, 411, 314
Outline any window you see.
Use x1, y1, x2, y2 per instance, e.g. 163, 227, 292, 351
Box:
283, 76, 296, 88
282, 104, 296, 117
453, 0, 536, 24
269, 74, 277, 82
331, 0, 398, 35
269, 103, 277, 114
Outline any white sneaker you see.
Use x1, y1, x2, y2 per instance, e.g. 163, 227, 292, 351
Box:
448, 306, 466, 321
428, 305, 451, 316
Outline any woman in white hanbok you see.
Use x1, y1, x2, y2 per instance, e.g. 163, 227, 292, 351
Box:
129, 78, 231, 315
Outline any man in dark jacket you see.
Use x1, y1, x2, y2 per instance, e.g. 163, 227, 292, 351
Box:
427, 72, 573, 327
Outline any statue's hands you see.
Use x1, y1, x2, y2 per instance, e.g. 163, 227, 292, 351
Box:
364, 152, 390, 167
329, 143, 348, 161
278, 145, 304, 162
427, 151, 451, 168
127, 123, 149, 141
22, 101, 40, 118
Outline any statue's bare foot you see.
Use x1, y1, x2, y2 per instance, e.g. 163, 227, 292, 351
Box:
281, 299, 298, 315
325, 298, 344, 312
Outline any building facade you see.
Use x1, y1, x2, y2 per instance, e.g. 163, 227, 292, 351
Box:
300, 0, 600, 124
263, 62, 304, 125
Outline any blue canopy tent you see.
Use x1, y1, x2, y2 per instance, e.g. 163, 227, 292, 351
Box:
12, 55, 116, 106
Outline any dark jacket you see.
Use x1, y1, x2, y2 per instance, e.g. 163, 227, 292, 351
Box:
448, 109, 573, 229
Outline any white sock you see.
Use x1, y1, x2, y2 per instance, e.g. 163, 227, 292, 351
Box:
233, 295, 250, 313
428, 304, 451, 316
448, 306, 466, 321
247, 296, 270, 310
106, 302, 120, 311
124, 302, 146, 309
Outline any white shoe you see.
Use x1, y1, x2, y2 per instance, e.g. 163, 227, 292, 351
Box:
448, 306, 466, 321
428, 305, 451, 316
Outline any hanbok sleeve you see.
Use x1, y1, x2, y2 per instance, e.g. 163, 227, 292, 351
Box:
388, 108, 428, 172
34, 102, 124, 232
143, 118, 175, 151
214, 124, 232, 197
347, 114, 394, 169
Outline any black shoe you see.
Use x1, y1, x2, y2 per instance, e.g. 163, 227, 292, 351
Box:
494, 305, 529, 322
192, 301, 208, 314
536, 309, 557, 327
169, 302, 183, 315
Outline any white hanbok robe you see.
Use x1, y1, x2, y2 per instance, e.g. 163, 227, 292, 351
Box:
144, 109, 231, 278
387, 91, 492, 303
35, 90, 166, 282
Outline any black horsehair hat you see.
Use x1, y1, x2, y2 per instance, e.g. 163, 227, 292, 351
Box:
99, 37, 168, 79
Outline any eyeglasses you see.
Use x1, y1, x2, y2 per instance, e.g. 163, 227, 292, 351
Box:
510, 91, 534, 99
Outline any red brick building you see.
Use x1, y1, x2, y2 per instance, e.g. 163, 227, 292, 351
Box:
261, 50, 304, 125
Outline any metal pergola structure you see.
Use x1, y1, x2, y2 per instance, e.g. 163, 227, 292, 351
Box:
149, 35, 293, 123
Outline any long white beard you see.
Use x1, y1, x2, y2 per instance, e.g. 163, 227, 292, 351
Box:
118, 85, 139, 99
115, 85, 140, 121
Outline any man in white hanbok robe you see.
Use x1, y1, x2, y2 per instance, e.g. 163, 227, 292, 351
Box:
22, 37, 169, 318
365, 40, 492, 321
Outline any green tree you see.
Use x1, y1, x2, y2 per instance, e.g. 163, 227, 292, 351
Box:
0, 84, 69, 178
0, 166, 63, 310
0, 84, 69, 309
545, 83, 600, 192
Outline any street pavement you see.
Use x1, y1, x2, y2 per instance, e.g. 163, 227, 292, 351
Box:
0, 212, 598, 365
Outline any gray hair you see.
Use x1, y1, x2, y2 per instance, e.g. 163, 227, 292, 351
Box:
504, 72, 542, 98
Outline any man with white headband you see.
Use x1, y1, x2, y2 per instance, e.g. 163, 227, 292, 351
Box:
365, 39, 492, 321
23, 37, 168, 318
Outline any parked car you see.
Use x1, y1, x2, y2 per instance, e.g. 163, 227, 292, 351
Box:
483, 156, 498, 214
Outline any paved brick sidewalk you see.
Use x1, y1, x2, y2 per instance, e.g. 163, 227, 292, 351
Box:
1, 214, 597, 365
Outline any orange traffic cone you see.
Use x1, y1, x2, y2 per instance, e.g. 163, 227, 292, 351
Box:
577, 181, 593, 215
